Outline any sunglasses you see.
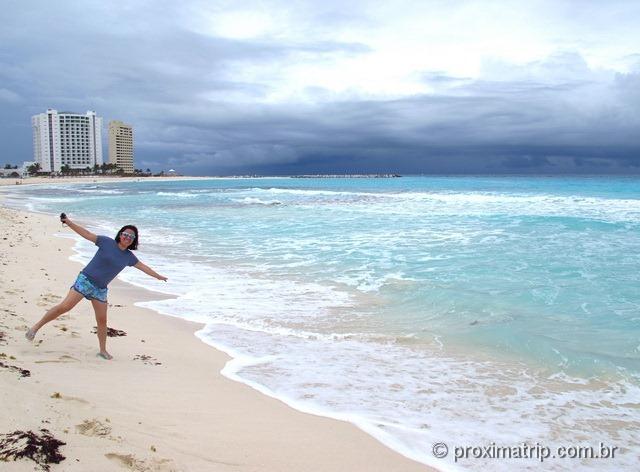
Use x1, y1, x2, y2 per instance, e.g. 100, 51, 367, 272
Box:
120, 232, 135, 240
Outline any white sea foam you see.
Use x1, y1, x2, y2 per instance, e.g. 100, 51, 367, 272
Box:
133, 263, 354, 324
246, 187, 640, 223
27, 196, 79, 203
335, 270, 415, 292
156, 191, 199, 198
231, 197, 282, 205
74, 188, 124, 194
253, 187, 372, 197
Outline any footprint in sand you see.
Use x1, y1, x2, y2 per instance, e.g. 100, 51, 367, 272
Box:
76, 418, 112, 437
53, 324, 69, 333
37, 292, 62, 307
50, 392, 90, 405
35, 355, 81, 364
105, 453, 176, 472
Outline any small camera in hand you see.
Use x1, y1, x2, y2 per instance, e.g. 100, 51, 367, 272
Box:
60, 212, 67, 224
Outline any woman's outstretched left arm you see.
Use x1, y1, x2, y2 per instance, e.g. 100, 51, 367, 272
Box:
134, 261, 168, 281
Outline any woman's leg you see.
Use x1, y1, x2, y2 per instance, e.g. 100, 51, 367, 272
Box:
91, 298, 112, 359
26, 289, 84, 340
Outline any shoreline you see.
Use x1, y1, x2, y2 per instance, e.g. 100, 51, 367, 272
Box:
0, 201, 433, 470
0, 175, 274, 187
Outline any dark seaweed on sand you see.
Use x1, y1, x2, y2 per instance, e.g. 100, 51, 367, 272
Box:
92, 326, 127, 337
0, 330, 6, 344
0, 361, 30, 377
133, 354, 162, 365
0, 429, 66, 471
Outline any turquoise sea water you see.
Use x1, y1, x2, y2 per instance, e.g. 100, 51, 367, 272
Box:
4, 176, 639, 470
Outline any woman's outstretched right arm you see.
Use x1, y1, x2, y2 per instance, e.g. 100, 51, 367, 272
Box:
62, 215, 97, 244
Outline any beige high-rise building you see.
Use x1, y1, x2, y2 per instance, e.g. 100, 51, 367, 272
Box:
108, 120, 134, 173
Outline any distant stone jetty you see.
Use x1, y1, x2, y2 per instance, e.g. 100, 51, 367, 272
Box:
292, 174, 401, 178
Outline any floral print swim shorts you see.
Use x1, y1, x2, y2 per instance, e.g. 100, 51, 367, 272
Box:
71, 272, 108, 303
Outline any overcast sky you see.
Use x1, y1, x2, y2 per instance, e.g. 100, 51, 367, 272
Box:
1, 0, 639, 174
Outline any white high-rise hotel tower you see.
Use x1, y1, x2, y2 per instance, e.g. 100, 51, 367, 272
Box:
32, 109, 103, 172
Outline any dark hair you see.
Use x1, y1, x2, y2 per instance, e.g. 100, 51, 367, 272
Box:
115, 225, 139, 250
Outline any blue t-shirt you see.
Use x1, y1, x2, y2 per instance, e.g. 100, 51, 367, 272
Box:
81, 235, 139, 289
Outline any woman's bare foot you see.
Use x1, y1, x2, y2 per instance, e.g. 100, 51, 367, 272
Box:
25, 328, 37, 342
97, 351, 113, 360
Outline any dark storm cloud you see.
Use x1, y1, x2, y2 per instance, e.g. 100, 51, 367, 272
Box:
1, 1, 639, 174
144, 65, 640, 175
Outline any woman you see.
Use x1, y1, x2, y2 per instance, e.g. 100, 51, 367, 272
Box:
25, 214, 168, 360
